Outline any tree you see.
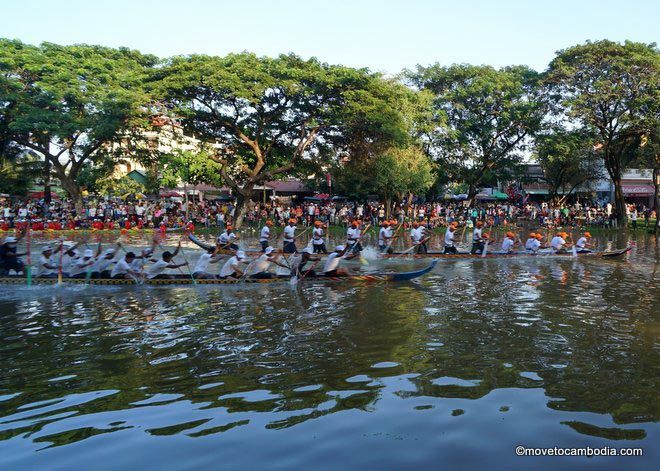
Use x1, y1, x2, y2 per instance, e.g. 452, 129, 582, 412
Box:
0, 39, 157, 212
535, 128, 603, 204
545, 40, 660, 225
160, 149, 224, 189
408, 64, 545, 204
372, 146, 436, 214
0, 150, 41, 195
155, 52, 410, 226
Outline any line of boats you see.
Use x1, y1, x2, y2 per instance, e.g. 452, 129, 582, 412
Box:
0, 235, 630, 287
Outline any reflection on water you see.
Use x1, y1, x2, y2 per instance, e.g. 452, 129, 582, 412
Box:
0, 232, 658, 469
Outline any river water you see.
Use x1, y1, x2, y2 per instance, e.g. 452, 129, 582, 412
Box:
0, 230, 658, 470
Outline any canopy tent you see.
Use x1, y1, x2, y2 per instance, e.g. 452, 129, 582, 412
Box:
475, 191, 508, 201
127, 170, 148, 185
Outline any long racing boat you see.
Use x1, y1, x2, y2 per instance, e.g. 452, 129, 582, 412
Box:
189, 234, 631, 260
0, 261, 437, 286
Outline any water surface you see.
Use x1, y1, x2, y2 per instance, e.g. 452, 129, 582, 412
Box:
0, 231, 658, 469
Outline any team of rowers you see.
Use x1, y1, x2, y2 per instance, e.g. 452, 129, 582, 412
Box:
0, 218, 596, 280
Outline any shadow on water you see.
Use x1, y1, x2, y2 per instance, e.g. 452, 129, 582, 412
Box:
0, 231, 658, 469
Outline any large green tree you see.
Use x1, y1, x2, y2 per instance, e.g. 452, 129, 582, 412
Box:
544, 40, 660, 224
534, 128, 603, 204
408, 64, 545, 203
0, 39, 157, 212
155, 52, 410, 226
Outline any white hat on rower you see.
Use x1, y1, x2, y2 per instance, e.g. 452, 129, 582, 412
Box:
236, 250, 246, 259
4, 237, 17, 244
42, 245, 53, 252
335, 245, 345, 252
264, 246, 274, 254
63, 241, 76, 248
302, 247, 313, 254
83, 249, 94, 258
103, 248, 116, 256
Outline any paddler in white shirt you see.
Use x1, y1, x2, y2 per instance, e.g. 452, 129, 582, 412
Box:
37, 246, 58, 278
219, 250, 249, 279
443, 222, 458, 254
322, 245, 357, 277
192, 246, 222, 279
471, 221, 486, 254
217, 225, 239, 251
247, 246, 289, 279
410, 221, 429, 254
550, 232, 570, 253
378, 220, 395, 254
501, 231, 518, 253
346, 220, 363, 254
146, 243, 188, 279
575, 232, 594, 253
283, 218, 297, 253
259, 220, 274, 252
311, 220, 328, 254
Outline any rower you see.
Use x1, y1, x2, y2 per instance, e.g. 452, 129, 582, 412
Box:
61, 242, 80, 277
575, 232, 594, 253
36, 245, 58, 278
410, 221, 428, 254
471, 221, 485, 254
283, 218, 297, 253
247, 246, 289, 279
146, 243, 188, 279
417, 221, 429, 254
550, 232, 569, 253
219, 250, 248, 279
444, 222, 458, 254
259, 220, 274, 252
347, 220, 363, 254
91, 246, 119, 278
312, 221, 328, 254
322, 245, 357, 277
528, 233, 543, 253
296, 247, 321, 277
192, 246, 222, 279
111, 252, 142, 280
130, 247, 154, 275
69, 249, 97, 278
217, 225, 239, 251
524, 233, 537, 251
0, 235, 26, 276
501, 232, 517, 253
379, 220, 394, 254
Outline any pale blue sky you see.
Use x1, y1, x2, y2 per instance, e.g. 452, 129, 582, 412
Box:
1, 0, 658, 73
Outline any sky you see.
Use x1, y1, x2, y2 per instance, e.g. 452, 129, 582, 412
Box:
1, 0, 658, 74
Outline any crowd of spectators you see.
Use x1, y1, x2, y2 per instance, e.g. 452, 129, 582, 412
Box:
0, 195, 655, 232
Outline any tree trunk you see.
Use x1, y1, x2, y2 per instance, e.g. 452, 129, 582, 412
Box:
43, 158, 51, 205
612, 178, 627, 226
59, 175, 84, 215
232, 187, 253, 228
384, 195, 392, 218
466, 183, 478, 207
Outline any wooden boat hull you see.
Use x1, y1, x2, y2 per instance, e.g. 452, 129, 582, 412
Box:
381, 247, 631, 259
189, 235, 631, 260
0, 261, 436, 286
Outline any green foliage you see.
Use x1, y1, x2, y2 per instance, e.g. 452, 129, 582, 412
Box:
0, 39, 157, 207
154, 53, 414, 193
544, 40, 660, 220
0, 150, 41, 195
335, 146, 435, 202
160, 149, 224, 188
408, 64, 545, 199
534, 127, 603, 202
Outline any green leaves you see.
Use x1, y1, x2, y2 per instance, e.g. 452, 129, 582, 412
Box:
409, 63, 545, 199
